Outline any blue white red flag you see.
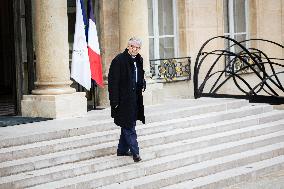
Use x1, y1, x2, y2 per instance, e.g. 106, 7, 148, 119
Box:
87, 0, 104, 87
71, 0, 91, 90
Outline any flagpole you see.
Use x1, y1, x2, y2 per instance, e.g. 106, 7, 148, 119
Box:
92, 79, 96, 109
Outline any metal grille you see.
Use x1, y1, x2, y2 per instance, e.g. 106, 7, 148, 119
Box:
150, 57, 191, 82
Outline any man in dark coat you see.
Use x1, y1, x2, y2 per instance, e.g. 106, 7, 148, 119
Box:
108, 37, 146, 162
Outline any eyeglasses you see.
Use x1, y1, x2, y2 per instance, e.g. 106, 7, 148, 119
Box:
130, 45, 141, 50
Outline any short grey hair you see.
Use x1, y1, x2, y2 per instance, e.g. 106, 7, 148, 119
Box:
128, 37, 142, 47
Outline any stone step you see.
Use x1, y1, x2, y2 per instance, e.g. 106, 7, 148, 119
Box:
86, 97, 232, 118
0, 102, 265, 162
101, 143, 284, 189
3, 123, 284, 188
144, 120, 284, 157
1, 112, 283, 177
74, 98, 250, 126
161, 155, 284, 189
81, 98, 248, 121
0, 99, 248, 148
25, 140, 284, 189
144, 98, 248, 114
0, 107, 280, 176
0, 132, 284, 188
144, 99, 251, 123
0, 98, 282, 189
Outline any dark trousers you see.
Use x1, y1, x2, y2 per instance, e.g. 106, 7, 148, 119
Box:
117, 122, 139, 156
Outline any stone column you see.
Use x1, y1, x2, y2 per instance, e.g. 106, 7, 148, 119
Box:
32, 0, 74, 95
21, 0, 87, 118
118, 0, 164, 105
118, 0, 150, 74
98, 0, 120, 107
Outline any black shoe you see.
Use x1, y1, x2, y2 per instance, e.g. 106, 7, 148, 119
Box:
133, 155, 142, 162
117, 151, 132, 156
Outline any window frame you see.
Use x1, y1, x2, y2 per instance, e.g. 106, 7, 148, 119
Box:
224, 0, 250, 53
148, 0, 178, 60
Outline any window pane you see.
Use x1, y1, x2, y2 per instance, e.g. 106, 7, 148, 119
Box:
148, 0, 154, 36
149, 38, 154, 60
224, 0, 229, 33
158, 0, 174, 35
159, 37, 174, 59
224, 34, 231, 71
235, 34, 247, 54
224, 34, 230, 50
233, 0, 246, 33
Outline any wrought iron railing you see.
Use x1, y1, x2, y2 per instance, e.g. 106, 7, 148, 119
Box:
225, 51, 262, 75
194, 36, 284, 104
150, 57, 191, 82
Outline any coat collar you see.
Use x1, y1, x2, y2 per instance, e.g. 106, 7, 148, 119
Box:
123, 49, 141, 61
122, 49, 141, 85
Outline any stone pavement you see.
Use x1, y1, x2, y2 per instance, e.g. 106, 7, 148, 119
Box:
225, 169, 284, 189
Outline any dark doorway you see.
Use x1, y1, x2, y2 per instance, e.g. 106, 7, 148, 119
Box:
0, 0, 17, 115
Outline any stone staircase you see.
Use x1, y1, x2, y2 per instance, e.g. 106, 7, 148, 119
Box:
0, 98, 284, 189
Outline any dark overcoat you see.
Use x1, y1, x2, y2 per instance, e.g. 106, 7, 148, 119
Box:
108, 49, 145, 127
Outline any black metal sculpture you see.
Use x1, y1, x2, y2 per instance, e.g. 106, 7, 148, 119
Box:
194, 36, 284, 104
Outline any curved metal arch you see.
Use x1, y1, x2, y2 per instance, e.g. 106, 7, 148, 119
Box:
194, 36, 284, 104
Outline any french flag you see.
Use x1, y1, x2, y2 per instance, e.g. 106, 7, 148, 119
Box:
71, 0, 91, 90
87, 0, 104, 88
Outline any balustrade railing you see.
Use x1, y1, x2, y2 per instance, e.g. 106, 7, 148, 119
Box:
149, 57, 191, 82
